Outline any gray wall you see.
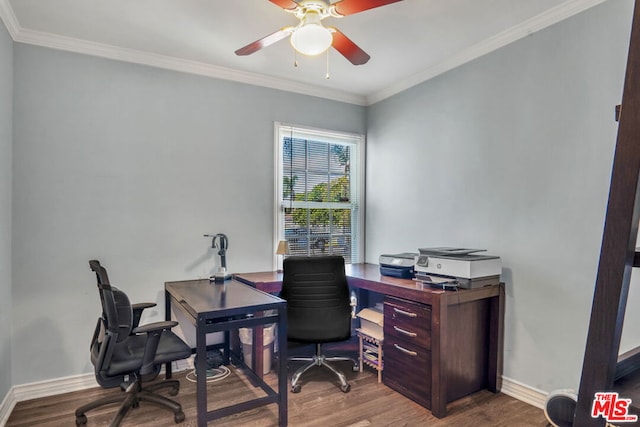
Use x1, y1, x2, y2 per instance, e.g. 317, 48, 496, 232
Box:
0, 17, 13, 400
366, 0, 635, 393
11, 44, 365, 384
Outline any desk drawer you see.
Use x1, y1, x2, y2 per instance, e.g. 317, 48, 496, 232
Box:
384, 297, 431, 350
383, 335, 431, 409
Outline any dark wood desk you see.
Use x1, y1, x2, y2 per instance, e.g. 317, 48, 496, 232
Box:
165, 279, 288, 427
235, 263, 504, 419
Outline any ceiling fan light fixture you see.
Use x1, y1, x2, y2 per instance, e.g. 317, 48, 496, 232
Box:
290, 11, 332, 56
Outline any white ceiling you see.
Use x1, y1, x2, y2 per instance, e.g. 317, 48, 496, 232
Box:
0, 0, 607, 105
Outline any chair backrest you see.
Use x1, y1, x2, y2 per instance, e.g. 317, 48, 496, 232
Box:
88, 260, 135, 387
89, 260, 134, 341
281, 255, 351, 343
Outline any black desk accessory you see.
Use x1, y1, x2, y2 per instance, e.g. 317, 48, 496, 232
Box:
204, 233, 232, 282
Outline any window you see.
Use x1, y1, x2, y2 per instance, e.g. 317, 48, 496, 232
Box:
274, 123, 364, 266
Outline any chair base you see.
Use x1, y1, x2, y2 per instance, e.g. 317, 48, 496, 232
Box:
75, 378, 185, 427
289, 343, 359, 393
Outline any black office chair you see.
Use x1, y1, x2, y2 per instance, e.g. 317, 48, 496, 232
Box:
75, 260, 192, 427
281, 255, 359, 393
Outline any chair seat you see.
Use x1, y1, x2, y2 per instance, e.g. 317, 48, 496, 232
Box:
105, 331, 191, 377
288, 333, 351, 344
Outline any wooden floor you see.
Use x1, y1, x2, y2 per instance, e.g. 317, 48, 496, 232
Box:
7, 362, 548, 427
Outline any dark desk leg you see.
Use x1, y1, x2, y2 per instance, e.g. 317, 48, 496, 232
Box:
230, 329, 240, 366
196, 318, 207, 427
252, 325, 265, 378
164, 289, 173, 379
277, 305, 288, 427
223, 330, 231, 365
488, 284, 505, 392
354, 286, 369, 311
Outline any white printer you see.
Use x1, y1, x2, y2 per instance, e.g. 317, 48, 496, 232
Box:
414, 247, 501, 288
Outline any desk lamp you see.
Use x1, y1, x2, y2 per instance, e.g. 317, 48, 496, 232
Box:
204, 233, 232, 283
276, 240, 290, 272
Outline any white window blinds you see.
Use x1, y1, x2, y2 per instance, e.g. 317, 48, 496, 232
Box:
275, 123, 364, 266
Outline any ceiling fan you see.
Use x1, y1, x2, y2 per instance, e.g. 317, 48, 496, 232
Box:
235, 0, 403, 66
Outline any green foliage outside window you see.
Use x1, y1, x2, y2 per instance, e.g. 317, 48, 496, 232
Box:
290, 176, 351, 228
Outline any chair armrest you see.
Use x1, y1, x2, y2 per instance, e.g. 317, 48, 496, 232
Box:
132, 302, 156, 311
135, 320, 180, 376
132, 302, 157, 329
133, 320, 178, 335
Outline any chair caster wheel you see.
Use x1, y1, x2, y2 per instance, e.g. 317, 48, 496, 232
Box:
169, 386, 179, 396
174, 411, 185, 423
340, 383, 351, 393
291, 384, 301, 393
75, 414, 87, 426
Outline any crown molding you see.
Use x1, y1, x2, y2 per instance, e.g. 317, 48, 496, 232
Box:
366, 0, 609, 105
0, 0, 19, 39
13, 27, 368, 106
0, 0, 366, 106
0, 0, 609, 107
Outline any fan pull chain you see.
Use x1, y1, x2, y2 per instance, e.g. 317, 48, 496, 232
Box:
325, 50, 330, 79
294, 50, 298, 67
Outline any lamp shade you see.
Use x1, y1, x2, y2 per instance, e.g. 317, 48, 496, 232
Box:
290, 12, 332, 56
276, 240, 290, 256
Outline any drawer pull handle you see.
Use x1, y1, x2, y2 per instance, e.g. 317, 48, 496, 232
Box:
393, 326, 417, 337
393, 307, 417, 318
394, 344, 418, 357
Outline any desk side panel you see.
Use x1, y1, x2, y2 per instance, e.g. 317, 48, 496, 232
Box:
444, 298, 491, 402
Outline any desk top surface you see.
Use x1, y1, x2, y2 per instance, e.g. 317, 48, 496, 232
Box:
165, 278, 285, 318
235, 263, 443, 291
235, 263, 402, 284
234, 263, 502, 305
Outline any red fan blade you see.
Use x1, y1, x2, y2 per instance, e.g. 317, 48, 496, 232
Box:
269, 0, 299, 10
330, 28, 370, 65
235, 28, 294, 56
333, 0, 403, 16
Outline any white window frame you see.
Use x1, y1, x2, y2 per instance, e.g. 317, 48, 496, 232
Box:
273, 122, 365, 269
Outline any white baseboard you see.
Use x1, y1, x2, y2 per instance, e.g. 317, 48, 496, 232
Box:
0, 360, 193, 426
0, 388, 16, 427
0, 370, 546, 426
0, 373, 97, 427
11, 372, 99, 403
500, 375, 548, 409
